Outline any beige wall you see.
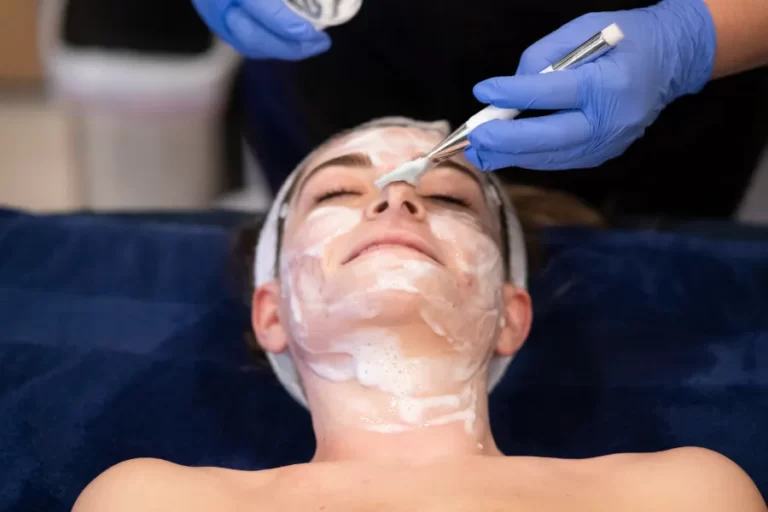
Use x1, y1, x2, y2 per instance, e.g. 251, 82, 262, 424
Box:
0, 2, 83, 212
0, 0, 42, 84
0, 99, 83, 211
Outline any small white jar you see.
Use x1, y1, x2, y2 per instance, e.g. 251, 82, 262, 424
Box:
283, 0, 362, 28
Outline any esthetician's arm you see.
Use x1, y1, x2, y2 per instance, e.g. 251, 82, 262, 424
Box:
705, 0, 768, 78
465, 0, 767, 172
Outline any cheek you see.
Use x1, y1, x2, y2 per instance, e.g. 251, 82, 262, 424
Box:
280, 206, 363, 342
424, 212, 505, 353
428, 212, 504, 290
286, 206, 363, 257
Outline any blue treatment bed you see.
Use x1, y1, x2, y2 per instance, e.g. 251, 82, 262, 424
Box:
0, 208, 766, 510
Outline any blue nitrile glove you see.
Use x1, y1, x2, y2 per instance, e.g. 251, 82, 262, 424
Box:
465, 0, 717, 171
191, 0, 331, 60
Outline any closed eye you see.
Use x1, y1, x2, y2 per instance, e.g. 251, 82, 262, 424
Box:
314, 188, 359, 204
426, 194, 470, 208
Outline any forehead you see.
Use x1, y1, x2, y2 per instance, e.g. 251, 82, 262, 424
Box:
302, 126, 446, 172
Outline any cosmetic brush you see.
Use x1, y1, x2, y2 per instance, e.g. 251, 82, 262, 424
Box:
375, 23, 625, 189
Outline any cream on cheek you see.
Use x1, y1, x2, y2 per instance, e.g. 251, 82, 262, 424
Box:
280, 205, 362, 347
279, 201, 505, 434
421, 210, 505, 353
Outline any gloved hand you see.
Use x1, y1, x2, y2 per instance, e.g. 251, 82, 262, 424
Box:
191, 0, 331, 60
465, 0, 717, 171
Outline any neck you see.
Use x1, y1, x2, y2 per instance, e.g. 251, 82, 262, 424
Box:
313, 419, 501, 464
297, 357, 502, 464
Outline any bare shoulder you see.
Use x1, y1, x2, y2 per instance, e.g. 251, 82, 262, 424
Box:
72, 458, 248, 512
73, 458, 184, 512
615, 447, 767, 512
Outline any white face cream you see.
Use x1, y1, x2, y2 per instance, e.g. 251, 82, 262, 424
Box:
323, 128, 437, 169
278, 166, 505, 435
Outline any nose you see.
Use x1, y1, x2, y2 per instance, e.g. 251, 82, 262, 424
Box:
365, 183, 426, 221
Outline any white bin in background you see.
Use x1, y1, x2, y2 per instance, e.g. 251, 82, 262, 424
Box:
39, 0, 240, 210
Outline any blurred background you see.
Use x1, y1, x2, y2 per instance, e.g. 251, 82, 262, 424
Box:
0, 0, 271, 214
0, 0, 767, 223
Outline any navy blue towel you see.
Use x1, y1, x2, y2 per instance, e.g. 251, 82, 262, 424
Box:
0, 209, 766, 510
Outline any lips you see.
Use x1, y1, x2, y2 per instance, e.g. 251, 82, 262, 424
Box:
343, 233, 441, 265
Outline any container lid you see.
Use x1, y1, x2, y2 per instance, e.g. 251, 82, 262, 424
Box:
284, 0, 363, 28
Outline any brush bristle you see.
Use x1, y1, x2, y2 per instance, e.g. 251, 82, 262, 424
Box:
601, 24, 624, 46
374, 157, 430, 189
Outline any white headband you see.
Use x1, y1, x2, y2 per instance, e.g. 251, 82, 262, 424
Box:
254, 117, 527, 408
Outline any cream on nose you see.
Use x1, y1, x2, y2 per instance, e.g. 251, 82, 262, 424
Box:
365, 183, 425, 219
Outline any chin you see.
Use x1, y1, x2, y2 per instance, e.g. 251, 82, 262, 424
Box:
374, 288, 426, 312
325, 265, 460, 307
338, 289, 427, 325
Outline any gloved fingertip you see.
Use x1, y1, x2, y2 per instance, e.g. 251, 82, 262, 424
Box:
225, 7, 253, 38
464, 147, 483, 169
285, 22, 320, 39
473, 79, 503, 103
466, 133, 481, 154
465, 147, 495, 172
280, 16, 326, 40
467, 126, 492, 151
223, 7, 242, 28
243, 0, 325, 41
300, 36, 331, 57
316, 31, 332, 45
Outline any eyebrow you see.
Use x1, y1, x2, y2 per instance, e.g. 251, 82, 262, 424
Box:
295, 152, 373, 198
293, 152, 482, 201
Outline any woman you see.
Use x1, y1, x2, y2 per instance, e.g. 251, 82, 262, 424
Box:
73, 118, 766, 511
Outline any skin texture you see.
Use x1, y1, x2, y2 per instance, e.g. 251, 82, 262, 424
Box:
73, 125, 766, 512
705, 0, 768, 78
74, 448, 766, 512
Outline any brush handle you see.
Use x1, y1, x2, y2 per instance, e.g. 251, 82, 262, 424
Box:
466, 106, 522, 131
464, 24, 622, 133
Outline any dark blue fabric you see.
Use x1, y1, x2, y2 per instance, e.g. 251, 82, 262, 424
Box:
0, 209, 766, 511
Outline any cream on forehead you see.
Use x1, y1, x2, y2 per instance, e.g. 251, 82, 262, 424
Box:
316, 128, 440, 168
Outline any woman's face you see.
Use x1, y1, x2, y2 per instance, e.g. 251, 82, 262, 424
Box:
254, 126, 530, 399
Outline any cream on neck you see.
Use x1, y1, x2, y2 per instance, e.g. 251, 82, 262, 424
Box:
302, 349, 502, 464
295, 329, 500, 463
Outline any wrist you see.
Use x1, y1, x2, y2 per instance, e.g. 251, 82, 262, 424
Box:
651, 0, 717, 101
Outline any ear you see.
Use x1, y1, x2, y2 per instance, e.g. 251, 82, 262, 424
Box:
495, 284, 532, 357
252, 282, 289, 354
